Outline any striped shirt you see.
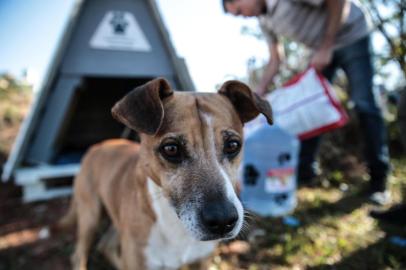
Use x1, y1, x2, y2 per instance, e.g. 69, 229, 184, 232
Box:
259, 0, 372, 49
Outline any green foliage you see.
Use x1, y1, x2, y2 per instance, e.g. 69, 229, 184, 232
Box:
361, 0, 406, 83
0, 74, 32, 155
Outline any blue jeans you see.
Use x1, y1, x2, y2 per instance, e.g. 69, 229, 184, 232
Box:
298, 36, 390, 192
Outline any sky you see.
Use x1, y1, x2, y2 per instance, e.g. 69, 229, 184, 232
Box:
0, 0, 402, 93
0, 0, 267, 92
0, 1, 75, 88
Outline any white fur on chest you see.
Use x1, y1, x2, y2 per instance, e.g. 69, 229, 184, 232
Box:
145, 179, 217, 270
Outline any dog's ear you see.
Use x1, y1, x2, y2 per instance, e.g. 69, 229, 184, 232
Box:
219, 80, 273, 125
111, 78, 173, 135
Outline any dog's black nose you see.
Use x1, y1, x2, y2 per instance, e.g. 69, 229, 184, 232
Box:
200, 200, 238, 235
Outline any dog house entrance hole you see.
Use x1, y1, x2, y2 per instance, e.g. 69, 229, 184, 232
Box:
52, 77, 151, 164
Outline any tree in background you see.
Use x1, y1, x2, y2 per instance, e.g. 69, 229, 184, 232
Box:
0, 74, 32, 163
241, 25, 310, 90
363, 0, 406, 86
361, 0, 406, 156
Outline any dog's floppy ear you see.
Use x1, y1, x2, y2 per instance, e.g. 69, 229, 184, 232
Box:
219, 80, 273, 125
112, 78, 173, 135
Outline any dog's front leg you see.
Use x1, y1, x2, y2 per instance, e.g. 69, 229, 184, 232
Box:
72, 198, 102, 270
120, 230, 145, 270
97, 226, 122, 269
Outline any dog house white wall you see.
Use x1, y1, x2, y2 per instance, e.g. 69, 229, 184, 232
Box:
2, 0, 195, 202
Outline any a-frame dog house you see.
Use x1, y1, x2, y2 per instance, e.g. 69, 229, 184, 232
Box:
2, 0, 195, 202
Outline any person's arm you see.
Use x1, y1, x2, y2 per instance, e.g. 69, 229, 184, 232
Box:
256, 40, 284, 96
310, 0, 346, 71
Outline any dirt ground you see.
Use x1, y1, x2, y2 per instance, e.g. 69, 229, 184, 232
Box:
0, 180, 126, 270
0, 182, 70, 270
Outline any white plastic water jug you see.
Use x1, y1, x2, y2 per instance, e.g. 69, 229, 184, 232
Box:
241, 124, 299, 217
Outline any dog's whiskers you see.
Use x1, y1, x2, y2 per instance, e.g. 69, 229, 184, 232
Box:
243, 209, 259, 222
235, 223, 250, 240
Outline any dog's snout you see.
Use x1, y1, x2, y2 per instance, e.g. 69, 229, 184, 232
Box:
200, 200, 238, 235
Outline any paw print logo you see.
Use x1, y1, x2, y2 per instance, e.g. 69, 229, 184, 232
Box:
110, 11, 128, 35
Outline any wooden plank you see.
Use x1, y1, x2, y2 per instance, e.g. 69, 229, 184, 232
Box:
23, 183, 72, 202
15, 164, 80, 185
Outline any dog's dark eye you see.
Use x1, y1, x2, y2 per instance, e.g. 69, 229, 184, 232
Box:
163, 144, 178, 155
223, 140, 241, 158
160, 143, 182, 163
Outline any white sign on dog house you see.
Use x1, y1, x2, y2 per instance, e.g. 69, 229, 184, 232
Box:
90, 10, 152, 51
2, 0, 195, 202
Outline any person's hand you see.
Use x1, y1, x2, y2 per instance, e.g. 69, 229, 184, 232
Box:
255, 85, 269, 97
310, 46, 333, 72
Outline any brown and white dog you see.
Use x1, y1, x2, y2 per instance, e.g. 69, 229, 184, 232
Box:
58, 78, 272, 270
